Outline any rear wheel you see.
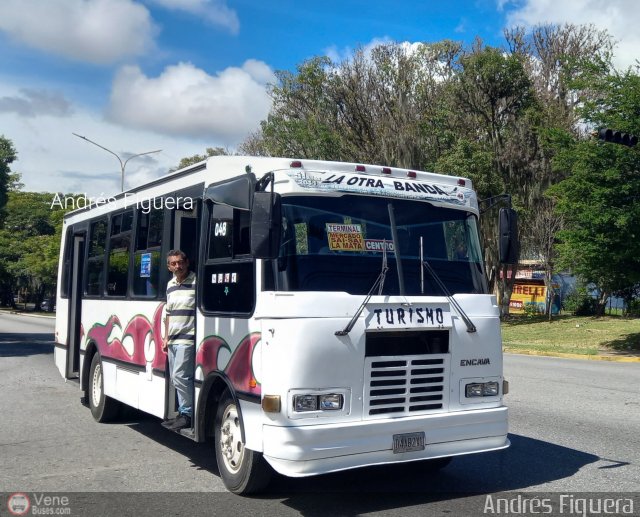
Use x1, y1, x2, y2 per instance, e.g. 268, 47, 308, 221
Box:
214, 390, 271, 494
88, 353, 121, 422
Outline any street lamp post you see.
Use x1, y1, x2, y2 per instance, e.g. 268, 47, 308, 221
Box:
72, 133, 162, 192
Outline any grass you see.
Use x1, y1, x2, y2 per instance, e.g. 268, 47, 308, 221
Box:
501, 314, 640, 357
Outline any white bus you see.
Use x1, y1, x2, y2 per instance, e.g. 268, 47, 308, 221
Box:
54, 156, 518, 494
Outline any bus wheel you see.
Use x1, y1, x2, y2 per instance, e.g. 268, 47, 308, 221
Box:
214, 391, 271, 494
88, 353, 121, 423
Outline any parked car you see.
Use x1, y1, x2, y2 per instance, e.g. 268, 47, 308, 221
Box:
41, 300, 56, 311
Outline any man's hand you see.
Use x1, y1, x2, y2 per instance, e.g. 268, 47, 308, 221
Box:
161, 339, 168, 353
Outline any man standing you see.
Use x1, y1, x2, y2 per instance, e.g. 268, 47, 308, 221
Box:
162, 249, 196, 431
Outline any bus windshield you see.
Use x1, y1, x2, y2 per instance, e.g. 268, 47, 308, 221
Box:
272, 195, 487, 296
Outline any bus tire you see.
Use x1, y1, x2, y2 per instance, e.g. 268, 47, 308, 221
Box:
88, 353, 121, 423
214, 390, 271, 494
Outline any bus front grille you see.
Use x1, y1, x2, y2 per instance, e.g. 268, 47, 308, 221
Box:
363, 354, 450, 418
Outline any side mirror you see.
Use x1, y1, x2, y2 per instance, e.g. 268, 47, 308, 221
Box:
498, 208, 519, 264
251, 191, 282, 259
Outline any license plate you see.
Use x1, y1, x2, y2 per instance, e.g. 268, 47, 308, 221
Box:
392, 432, 425, 453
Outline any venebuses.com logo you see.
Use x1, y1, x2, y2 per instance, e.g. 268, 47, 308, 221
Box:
7, 493, 30, 516
5, 493, 71, 515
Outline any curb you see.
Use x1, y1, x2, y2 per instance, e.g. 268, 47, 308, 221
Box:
505, 349, 640, 363
0, 310, 56, 320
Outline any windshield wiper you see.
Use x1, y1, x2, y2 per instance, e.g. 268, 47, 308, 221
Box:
335, 243, 389, 336
420, 243, 476, 333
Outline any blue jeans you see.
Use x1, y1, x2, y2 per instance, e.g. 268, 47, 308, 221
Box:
168, 344, 194, 417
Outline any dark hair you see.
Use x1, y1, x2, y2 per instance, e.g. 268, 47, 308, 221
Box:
166, 249, 188, 263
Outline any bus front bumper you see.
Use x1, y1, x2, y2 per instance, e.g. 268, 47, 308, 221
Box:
262, 406, 508, 477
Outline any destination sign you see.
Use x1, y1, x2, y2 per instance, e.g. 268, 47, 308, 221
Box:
365, 303, 452, 330
286, 170, 476, 210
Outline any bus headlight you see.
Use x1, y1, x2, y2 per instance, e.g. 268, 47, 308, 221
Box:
293, 393, 344, 412
293, 394, 318, 412
465, 381, 499, 398
319, 393, 343, 410
289, 389, 350, 417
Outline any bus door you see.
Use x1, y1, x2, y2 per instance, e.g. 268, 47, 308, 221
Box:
165, 186, 202, 421
173, 202, 200, 265
66, 233, 85, 379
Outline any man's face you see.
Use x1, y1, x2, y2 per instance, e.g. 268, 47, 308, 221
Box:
167, 255, 189, 279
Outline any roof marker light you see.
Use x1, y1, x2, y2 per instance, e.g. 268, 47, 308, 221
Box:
457, 178, 466, 186
290, 160, 303, 168
381, 167, 392, 175
355, 165, 366, 172
407, 171, 417, 178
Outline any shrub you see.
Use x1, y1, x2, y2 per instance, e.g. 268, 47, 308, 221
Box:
626, 299, 640, 318
563, 287, 598, 316
523, 302, 544, 318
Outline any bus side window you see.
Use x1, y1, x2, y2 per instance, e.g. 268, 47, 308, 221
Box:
132, 208, 163, 297
86, 218, 107, 296
106, 210, 133, 297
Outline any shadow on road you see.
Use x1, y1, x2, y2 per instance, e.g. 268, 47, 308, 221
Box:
122, 410, 219, 476
125, 410, 599, 511
0, 332, 54, 357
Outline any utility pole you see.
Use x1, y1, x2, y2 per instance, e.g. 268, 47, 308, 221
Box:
72, 133, 161, 191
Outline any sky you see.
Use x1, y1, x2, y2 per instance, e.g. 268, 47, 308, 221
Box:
0, 0, 638, 198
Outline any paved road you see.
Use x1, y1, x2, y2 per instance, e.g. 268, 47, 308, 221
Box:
1, 312, 639, 516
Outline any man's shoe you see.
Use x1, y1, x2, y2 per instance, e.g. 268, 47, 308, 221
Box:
168, 414, 191, 430
161, 416, 178, 428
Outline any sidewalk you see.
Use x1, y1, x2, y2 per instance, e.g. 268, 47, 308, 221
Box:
506, 349, 640, 363
0, 308, 56, 319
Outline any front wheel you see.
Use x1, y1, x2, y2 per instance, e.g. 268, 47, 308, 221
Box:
214, 390, 271, 494
88, 353, 121, 422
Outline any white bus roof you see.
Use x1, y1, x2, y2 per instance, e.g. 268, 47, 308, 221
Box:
62, 156, 476, 224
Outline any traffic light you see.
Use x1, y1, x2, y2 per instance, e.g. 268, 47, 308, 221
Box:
597, 128, 638, 147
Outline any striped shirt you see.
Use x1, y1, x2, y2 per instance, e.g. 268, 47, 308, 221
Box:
166, 271, 196, 346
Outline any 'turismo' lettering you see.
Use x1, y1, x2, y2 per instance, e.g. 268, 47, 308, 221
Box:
374, 307, 445, 326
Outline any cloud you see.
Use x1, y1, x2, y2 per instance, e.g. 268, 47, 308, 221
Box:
0, 0, 156, 64
455, 18, 467, 34
0, 79, 210, 197
324, 37, 393, 63
148, 0, 239, 34
0, 89, 73, 117
107, 60, 275, 143
502, 0, 640, 70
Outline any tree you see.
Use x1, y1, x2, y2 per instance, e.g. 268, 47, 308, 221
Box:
0, 187, 69, 308
258, 56, 345, 160
254, 43, 463, 169
503, 24, 615, 317
549, 71, 640, 314
173, 147, 230, 171
0, 136, 18, 224
451, 44, 536, 315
